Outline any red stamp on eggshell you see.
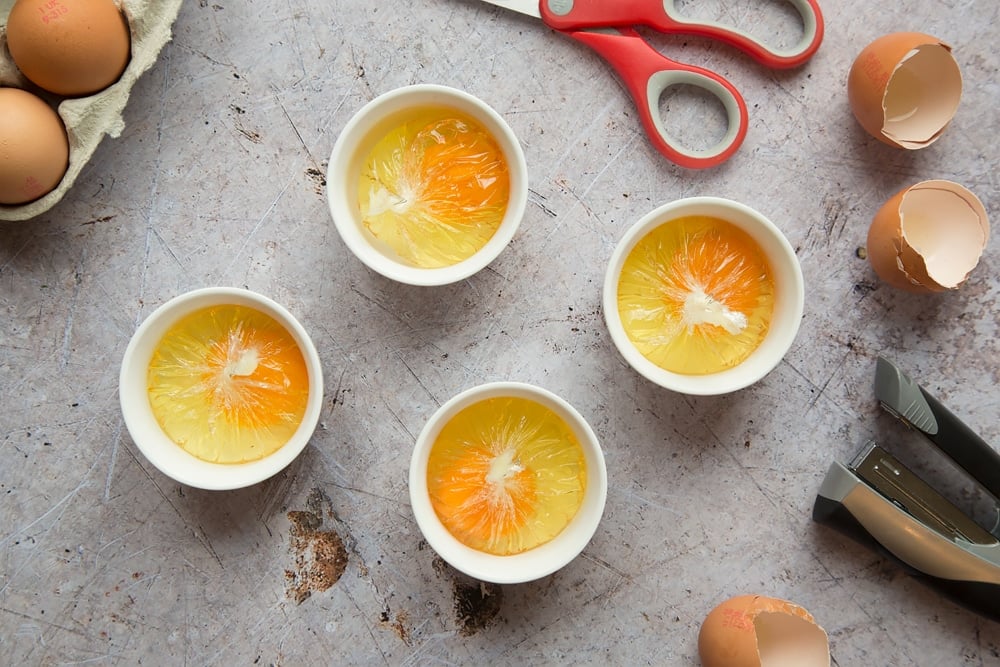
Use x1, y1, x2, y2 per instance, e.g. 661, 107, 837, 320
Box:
860, 52, 890, 91
23, 176, 44, 198
720, 607, 754, 633
38, 0, 69, 24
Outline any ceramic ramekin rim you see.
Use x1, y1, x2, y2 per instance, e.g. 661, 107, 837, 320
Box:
119, 286, 324, 490
409, 381, 608, 583
326, 83, 529, 286
602, 197, 805, 395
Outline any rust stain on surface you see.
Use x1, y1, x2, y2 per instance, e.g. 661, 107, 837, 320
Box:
453, 579, 503, 636
432, 555, 503, 635
284, 488, 348, 604
379, 607, 412, 645
305, 167, 326, 196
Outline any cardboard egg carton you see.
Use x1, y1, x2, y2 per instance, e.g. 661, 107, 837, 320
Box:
0, 0, 183, 221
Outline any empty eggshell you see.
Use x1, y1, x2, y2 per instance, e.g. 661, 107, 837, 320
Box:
698, 594, 830, 667
848, 32, 962, 149
867, 180, 989, 293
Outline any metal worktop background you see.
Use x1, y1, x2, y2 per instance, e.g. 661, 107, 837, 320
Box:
2, 0, 998, 663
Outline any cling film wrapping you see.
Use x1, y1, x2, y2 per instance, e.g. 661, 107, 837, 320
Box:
617, 215, 775, 375
358, 110, 510, 268
147, 304, 310, 464
426, 396, 587, 556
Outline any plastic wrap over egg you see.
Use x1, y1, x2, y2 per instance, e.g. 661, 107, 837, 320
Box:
848, 33, 962, 149
867, 180, 989, 293
698, 594, 830, 667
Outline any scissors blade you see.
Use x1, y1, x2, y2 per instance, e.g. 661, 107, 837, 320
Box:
473, 0, 541, 20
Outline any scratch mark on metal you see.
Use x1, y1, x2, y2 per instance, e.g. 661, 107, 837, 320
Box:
58, 253, 86, 371
380, 398, 416, 443
579, 551, 630, 579
551, 97, 620, 173
1, 606, 89, 639
118, 440, 225, 569
0, 448, 104, 551
104, 420, 125, 502
222, 175, 294, 275
580, 132, 641, 201
133, 39, 177, 328
394, 350, 436, 404
528, 188, 557, 218
343, 584, 392, 667
274, 85, 320, 169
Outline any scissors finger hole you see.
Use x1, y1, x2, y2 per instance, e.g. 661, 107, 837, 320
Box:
669, 0, 810, 53
657, 83, 731, 154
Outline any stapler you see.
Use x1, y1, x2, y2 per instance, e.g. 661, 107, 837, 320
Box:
813, 356, 1000, 621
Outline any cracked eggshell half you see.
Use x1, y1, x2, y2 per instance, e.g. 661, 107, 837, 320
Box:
867, 180, 988, 293
698, 594, 830, 667
848, 32, 962, 149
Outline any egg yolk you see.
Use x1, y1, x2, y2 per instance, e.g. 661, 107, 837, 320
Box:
617, 215, 775, 375
358, 108, 510, 268
426, 396, 587, 556
147, 304, 310, 464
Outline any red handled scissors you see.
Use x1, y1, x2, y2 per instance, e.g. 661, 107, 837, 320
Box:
474, 0, 824, 169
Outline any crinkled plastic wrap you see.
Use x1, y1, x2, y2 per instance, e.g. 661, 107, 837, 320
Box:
426, 396, 587, 556
0, 0, 183, 221
358, 111, 510, 268
146, 304, 310, 464
616, 215, 775, 375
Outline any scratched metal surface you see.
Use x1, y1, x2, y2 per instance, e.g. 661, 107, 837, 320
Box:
2, 0, 999, 664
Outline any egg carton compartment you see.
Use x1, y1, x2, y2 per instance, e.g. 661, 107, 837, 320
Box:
0, 0, 182, 221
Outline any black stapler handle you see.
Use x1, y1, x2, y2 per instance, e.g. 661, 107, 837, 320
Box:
814, 458, 1000, 622
875, 356, 1000, 502
814, 359, 1000, 622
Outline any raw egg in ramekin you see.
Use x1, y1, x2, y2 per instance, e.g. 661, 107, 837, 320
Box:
603, 198, 804, 396
120, 287, 324, 490
848, 32, 962, 149
327, 84, 528, 286
409, 382, 607, 584
698, 594, 830, 667
866, 180, 989, 293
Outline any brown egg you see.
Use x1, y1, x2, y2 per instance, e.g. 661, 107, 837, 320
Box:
6, 0, 132, 97
698, 594, 830, 667
867, 180, 989, 293
848, 33, 962, 149
0, 88, 70, 205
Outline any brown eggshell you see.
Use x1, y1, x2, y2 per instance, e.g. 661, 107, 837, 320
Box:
0, 0, 182, 221
867, 180, 989, 293
866, 187, 918, 291
6, 0, 132, 96
698, 594, 830, 667
0, 87, 70, 205
848, 32, 962, 149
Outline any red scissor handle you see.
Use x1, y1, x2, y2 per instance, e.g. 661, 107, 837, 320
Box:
567, 28, 748, 170
542, 0, 825, 69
